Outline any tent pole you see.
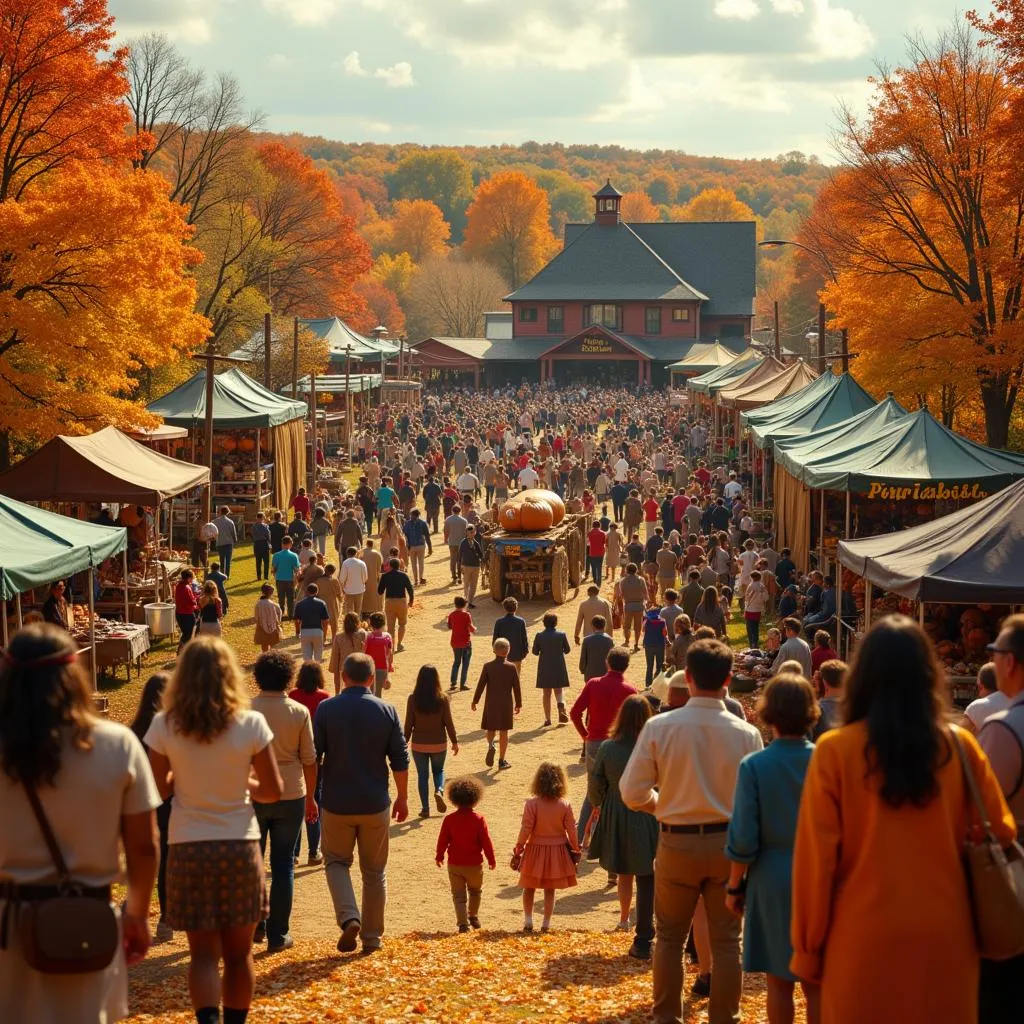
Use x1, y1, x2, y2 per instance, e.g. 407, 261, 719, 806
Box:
255, 429, 261, 510
2, 598, 7, 646
123, 546, 130, 624
763, 451, 769, 508
864, 580, 872, 630
918, 601, 925, 628
818, 489, 826, 575
844, 491, 851, 539
15, 592, 23, 629
88, 566, 97, 694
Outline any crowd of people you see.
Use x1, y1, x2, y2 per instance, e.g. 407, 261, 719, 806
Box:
0, 379, 1021, 1024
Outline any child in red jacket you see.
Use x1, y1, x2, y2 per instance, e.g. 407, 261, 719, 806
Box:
435, 776, 496, 932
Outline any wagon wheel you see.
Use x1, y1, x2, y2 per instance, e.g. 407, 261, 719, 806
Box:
551, 549, 569, 604
489, 548, 506, 601
566, 531, 583, 586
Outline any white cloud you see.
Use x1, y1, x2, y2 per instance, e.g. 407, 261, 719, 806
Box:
364, 120, 393, 133
590, 65, 666, 123
342, 50, 369, 76
374, 61, 414, 87
714, 0, 762, 21
808, 0, 875, 60
263, 0, 345, 26
770, 0, 805, 12
109, 0, 217, 44
268, 53, 291, 68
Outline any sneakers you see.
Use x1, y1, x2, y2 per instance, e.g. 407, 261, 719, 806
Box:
469, 916, 481, 930
485, 742, 496, 768
628, 940, 652, 960
614, 920, 631, 932
691, 973, 712, 997
458, 924, 470, 933
557, 706, 569, 724
267, 935, 294, 953
459, 685, 470, 691
434, 788, 447, 813
449, 684, 458, 692
498, 759, 512, 770
307, 853, 323, 866
337, 919, 361, 953
418, 808, 430, 818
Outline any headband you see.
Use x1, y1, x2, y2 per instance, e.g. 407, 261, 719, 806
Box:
2, 649, 78, 669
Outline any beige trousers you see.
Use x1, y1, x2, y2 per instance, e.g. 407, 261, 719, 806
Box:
447, 863, 484, 926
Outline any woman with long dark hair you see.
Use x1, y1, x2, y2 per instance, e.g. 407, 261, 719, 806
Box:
131, 670, 174, 942
693, 584, 726, 638
588, 693, 659, 960
790, 616, 1015, 1024
403, 665, 459, 818
0, 624, 160, 1023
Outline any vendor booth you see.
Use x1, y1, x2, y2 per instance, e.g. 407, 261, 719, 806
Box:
147, 368, 307, 515
668, 341, 740, 388
838, 476, 1024, 700
0, 496, 132, 696
773, 404, 1024, 583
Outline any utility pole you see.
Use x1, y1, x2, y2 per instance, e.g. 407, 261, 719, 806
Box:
773, 301, 781, 360
263, 312, 272, 388
344, 345, 353, 466
291, 316, 299, 399
309, 367, 318, 492
841, 328, 850, 374
817, 302, 827, 367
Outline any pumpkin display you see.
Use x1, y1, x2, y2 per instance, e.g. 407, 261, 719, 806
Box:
518, 497, 555, 532
220, 436, 238, 452
237, 437, 256, 452
511, 488, 565, 525
499, 502, 524, 531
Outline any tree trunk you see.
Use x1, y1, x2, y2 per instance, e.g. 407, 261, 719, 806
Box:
979, 374, 1014, 449
0, 429, 9, 471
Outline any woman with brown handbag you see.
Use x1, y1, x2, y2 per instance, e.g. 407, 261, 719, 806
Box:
0, 624, 160, 1024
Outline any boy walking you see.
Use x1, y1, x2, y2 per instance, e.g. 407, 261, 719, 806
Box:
435, 777, 496, 932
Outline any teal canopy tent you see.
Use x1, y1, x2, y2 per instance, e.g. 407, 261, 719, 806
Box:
686, 349, 763, 395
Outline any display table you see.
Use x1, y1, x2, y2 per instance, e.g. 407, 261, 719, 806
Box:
93, 624, 151, 680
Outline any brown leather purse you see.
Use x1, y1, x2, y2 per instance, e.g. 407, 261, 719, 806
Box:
16, 782, 120, 974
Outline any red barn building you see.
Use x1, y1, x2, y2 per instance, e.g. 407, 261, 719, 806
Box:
413, 182, 756, 387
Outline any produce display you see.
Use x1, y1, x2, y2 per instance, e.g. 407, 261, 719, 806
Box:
497, 488, 566, 532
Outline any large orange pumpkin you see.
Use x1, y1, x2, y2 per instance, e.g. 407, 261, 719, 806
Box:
518, 497, 555, 532
220, 436, 238, 452
237, 437, 256, 452
513, 488, 565, 525
499, 502, 524, 531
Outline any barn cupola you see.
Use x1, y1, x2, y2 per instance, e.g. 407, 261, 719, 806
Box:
593, 180, 622, 225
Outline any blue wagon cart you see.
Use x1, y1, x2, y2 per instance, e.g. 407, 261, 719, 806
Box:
486, 513, 588, 604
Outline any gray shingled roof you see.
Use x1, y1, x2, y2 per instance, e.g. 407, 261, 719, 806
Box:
414, 337, 555, 361
505, 221, 710, 303
512, 220, 755, 317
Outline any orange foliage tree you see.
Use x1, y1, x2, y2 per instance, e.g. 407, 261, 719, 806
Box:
619, 191, 660, 223
807, 22, 1024, 446
463, 171, 559, 288
351, 280, 406, 338
672, 186, 758, 224
388, 199, 451, 261
0, 1, 208, 462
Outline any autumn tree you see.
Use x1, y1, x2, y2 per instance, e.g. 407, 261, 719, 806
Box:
620, 190, 660, 223
0, 1, 208, 462
243, 318, 330, 394
372, 252, 417, 299
405, 255, 507, 340
351, 280, 406, 339
389, 149, 473, 228
672, 186, 758, 223
463, 171, 559, 288
809, 22, 1024, 446
388, 198, 450, 261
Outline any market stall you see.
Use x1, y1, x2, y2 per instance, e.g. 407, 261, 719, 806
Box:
837, 476, 1024, 699
773, 404, 1024, 579
147, 368, 307, 516
686, 347, 763, 424
668, 341, 740, 389
0, 496, 131, 695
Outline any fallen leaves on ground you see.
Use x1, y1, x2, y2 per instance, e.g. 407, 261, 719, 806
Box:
127, 930, 790, 1023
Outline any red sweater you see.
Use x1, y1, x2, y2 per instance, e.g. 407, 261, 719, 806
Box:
436, 808, 496, 867
570, 670, 638, 743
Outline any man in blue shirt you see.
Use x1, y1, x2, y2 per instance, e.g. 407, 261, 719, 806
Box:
375, 482, 397, 531
314, 652, 409, 956
205, 562, 230, 616
251, 511, 272, 580
272, 535, 301, 616
402, 508, 432, 586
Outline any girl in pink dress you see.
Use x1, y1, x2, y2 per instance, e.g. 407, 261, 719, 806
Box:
513, 762, 580, 932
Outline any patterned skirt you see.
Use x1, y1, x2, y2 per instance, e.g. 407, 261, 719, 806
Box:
166, 839, 267, 931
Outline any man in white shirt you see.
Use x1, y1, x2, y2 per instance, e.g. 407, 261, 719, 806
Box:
965, 662, 1010, 732
455, 469, 480, 498
620, 639, 762, 1015
771, 617, 814, 678
613, 455, 630, 483
517, 462, 539, 490
723, 471, 742, 501
339, 545, 368, 615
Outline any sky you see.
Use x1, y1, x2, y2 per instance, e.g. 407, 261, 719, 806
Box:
109, 0, 996, 161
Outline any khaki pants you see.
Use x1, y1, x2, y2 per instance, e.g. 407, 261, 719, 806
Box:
462, 565, 480, 605
623, 609, 643, 646
652, 832, 741, 1024
343, 593, 364, 616
449, 546, 461, 580
384, 597, 408, 640
321, 808, 390, 949
447, 863, 483, 926
645, 521, 657, 541
409, 545, 426, 582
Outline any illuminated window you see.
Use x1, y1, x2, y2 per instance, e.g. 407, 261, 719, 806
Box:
671, 307, 689, 322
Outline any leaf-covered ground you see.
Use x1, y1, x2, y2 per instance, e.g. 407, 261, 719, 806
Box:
127, 931, 790, 1023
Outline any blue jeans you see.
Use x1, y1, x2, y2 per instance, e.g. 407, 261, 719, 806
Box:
451, 646, 471, 687
412, 750, 448, 814
745, 613, 761, 650
587, 555, 604, 587
645, 646, 665, 688
294, 765, 323, 860
217, 544, 233, 576
254, 796, 305, 943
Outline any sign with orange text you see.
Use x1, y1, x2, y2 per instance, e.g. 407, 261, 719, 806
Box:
864, 481, 989, 501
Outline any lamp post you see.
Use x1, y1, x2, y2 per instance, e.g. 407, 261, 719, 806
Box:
758, 239, 850, 372
344, 343, 353, 466
372, 324, 388, 407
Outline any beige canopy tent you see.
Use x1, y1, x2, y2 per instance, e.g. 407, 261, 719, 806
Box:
0, 426, 209, 505
718, 359, 818, 411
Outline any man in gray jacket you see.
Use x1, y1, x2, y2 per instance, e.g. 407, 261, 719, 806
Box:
579, 616, 615, 683
213, 506, 238, 577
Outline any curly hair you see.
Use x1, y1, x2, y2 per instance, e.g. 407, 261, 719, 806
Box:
447, 775, 484, 809
531, 761, 568, 800
164, 636, 249, 742
0, 625, 95, 787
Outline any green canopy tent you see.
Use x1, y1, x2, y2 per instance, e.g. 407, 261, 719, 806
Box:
0, 496, 127, 689
147, 368, 307, 509
686, 347, 763, 396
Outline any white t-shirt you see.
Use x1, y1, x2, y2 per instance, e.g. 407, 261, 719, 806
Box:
518, 466, 539, 489
613, 458, 630, 482
724, 480, 742, 500
298, 546, 316, 567
340, 556, 368, 594
456, 472, 479, 492
145, 710, 273, 844
737, 548, 760, 584
965, 690, 1010, 731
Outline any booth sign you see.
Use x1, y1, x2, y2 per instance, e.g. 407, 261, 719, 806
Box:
865, 481, 989, 501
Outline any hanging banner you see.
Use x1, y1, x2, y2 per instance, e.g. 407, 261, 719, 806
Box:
864, 481, 989, 501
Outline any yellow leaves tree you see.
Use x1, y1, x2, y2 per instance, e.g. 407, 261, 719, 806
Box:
388, 199, 450, 261
463, 171, 559, 288
619, 190, 660, 223
672, 186, 757, 224
807, 21, 1024, 446
372, 252, 417, 300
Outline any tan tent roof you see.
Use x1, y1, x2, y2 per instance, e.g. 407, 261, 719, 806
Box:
0, 426, 209, 506
668, 341, 740, 372
715, 354, 787, 400
718, 358, 818, 410
128, 423, 189, 441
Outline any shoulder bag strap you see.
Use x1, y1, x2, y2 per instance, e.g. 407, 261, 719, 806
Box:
22, 780, 72, 886
982, 716, 1024, 800
950, 726, 998, 845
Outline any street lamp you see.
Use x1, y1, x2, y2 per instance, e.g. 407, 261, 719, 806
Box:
758, 239, 849, 371
344, 343, 353, 466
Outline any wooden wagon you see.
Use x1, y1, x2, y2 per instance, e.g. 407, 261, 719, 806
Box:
486, 513, 589, 604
